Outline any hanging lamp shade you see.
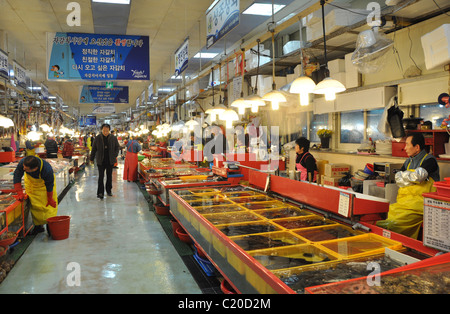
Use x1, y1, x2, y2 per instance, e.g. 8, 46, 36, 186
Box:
185, 119, 199, 131
221, 109, 239, 129
262, 90, 287, 110
290, 76, 317, 106
231, 97, 251, 115
313, 77, 346, 101
245, 95, 266, 113
0, 115, 14, 128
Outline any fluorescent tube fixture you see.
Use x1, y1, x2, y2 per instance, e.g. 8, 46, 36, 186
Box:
92, 0, 130, 4
194, 52, 218, 59
242, 3, 285, 16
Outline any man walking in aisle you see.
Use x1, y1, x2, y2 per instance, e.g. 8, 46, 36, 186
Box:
90, 124, 120, 199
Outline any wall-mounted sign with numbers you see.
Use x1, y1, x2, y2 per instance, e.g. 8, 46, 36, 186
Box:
46, 32, 149, 81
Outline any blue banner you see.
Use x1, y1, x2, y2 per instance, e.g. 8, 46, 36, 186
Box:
79, 116, 97, 127
47, 32, 149, 81
175, 38, 189, 76
80, 85, 129, 104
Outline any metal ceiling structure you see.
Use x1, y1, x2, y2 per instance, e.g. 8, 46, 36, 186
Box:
0, 0, 449, 122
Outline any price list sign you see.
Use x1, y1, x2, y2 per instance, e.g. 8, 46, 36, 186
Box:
423, 197, 450, 252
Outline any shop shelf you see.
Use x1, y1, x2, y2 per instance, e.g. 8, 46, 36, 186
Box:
239, 200, 287, 210
230, 231, 306, 251
253, 207, 314, 219
202, 211, 262, 225
293, 224, 364, 243
271, 216, 337, 230
193, 204, 247, 214
316, 233, 404, 260
248, 244, 340, 271
217, 221, 281, 237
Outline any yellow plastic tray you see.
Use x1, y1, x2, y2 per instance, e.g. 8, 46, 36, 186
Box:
239, 200, 287, 210
189, 188, 221, 195
271, 216, 337, 230
194, 204, 247, 214
253, 207, 315, 220
248, 244, 340, 271
216, 221, 281, 237
186, 198, 233, 207
316, 233, 404, 260
202, 211, 262, 225
180, 175, 209, 181
221, 191, 265, 198
293, 224, 364, 243
230, 231, 306, 252
228, 195, 275, 203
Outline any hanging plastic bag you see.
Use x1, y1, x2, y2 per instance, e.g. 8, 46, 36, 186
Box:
386, 96, 406, 138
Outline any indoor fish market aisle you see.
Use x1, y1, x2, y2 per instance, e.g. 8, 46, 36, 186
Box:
0, 162, 201, 294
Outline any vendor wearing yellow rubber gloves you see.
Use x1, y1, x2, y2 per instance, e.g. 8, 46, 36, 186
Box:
377, 133, 439, 239
13, 156, 58, 235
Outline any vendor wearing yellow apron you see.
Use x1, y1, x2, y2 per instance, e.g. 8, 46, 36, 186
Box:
13, 156, 58, 233
376, 133, 439, 239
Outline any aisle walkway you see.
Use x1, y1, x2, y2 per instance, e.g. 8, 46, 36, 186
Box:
0, 162, 202, 294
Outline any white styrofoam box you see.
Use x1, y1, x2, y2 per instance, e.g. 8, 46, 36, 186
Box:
305, 3, 351, 26
286, 73, 297, 84
328, 58, 345, 75
251, 75, 270, 96
306, 21, 323, 42
421, 24, 450, 70
263, 76, 287, 91
283, 41, 300, 55
330, 72, 346, 88
345, 52, 360, 88
293, 64, 302, 77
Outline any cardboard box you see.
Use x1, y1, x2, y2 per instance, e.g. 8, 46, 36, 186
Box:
330, 72, 346, 88
345, 52, 361, 88
325, 163, 350, 177
322, 175, 342, 187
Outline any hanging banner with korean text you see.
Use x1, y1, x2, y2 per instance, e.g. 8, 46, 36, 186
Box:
0, 49, 8, 79
41, 84, 49, 101
206, 0, 240, 49
80, 85, 129, 104
13, 61, 27, 89
92, 105, 116, 114
46, 32, 150, 81
174, 37, 189, 76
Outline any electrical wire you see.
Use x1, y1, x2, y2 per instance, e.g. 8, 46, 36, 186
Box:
432, 0, 450, 17
407, 27, 421, 72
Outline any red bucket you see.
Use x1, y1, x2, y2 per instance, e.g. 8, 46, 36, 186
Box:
46, 216, 71, 240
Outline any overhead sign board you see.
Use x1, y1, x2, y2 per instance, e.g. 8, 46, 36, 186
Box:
47, 32, 150, 81
206, 0, 240, 48
80, 85, 129, 104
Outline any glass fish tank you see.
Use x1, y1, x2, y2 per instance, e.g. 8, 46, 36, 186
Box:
221, 191, 264, 198
230, 231, 306, 251
194, 205, 246, 214
253, 207, 314, 219
249, 244, 339, 271
239, 201, 287, 210
294, 225, 363, 242
272, 216, 337, 230
202, 211, 262, 225
217, 221, 280, 237
275, 255, 407, 294
306, 261, 450, 294
228, 196, 274, 203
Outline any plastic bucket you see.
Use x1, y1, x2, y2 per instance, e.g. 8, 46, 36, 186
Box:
220, 280, 237, 294
176, 227, 192, 244
46, 216, 71, 240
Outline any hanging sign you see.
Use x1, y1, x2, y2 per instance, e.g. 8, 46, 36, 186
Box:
13, 61, 27, 89
206, 0, 240, 48
0, 49, 8, 79
92, 105, 116, 114
80, 85, 129, 104
46, 32, 150, 81
174, 37, 189, 76
79, 116, 97, 127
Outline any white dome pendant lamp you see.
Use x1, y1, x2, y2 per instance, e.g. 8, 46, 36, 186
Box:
262, 4, 286, 110
289, 18, 316, 106
313, 0, 346, 101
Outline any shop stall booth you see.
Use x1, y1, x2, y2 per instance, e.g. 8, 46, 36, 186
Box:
168, 167, 444, 294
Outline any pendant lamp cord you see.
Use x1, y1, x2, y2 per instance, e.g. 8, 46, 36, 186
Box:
320, 0, 330, 77
271, 0, 276, 90
298, 18, 305, 77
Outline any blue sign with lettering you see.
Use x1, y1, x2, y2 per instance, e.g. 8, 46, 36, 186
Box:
80, 85, 129, 104
47, 32, 149, 81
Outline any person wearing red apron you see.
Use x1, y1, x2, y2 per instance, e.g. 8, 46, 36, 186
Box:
123, 137, 143, 182
295, 137, 318, 182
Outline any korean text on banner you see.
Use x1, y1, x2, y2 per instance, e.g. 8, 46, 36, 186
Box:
206, 0, 240, 49
80, 85, 129, 104
175, 38, 189, 77
47, 32, 149, 81
0, 49, 8, 79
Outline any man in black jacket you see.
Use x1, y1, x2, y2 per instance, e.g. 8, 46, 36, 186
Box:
90, 124, 120, 199
44, 136, 58, 158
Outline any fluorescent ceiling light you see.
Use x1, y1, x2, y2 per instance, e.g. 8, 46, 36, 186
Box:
92, 0, 130, 4
243, 3, 285, 16
194, 52, 218, 59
